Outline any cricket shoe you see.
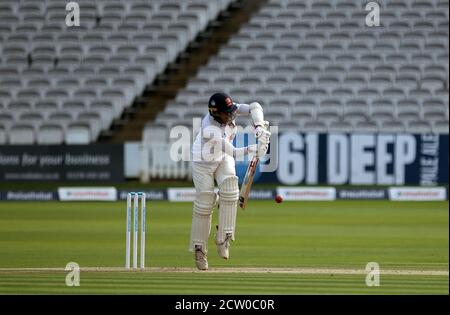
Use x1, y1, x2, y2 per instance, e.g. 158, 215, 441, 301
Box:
215, 232, 232, 260
194, 245, 208, 270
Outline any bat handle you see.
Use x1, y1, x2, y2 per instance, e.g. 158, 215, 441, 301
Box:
239, 196, 246, 210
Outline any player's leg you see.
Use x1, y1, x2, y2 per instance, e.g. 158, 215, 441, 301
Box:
214, 155, 239, 259
190, 162, 216, 270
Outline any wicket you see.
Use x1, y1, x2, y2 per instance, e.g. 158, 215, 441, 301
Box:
125, 192, 146, 269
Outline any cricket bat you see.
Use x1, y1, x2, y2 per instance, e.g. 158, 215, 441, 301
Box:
239, 121, 269, 209
238, 154, 259, 209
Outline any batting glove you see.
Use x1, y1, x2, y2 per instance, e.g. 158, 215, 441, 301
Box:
255, 125, 271, 141
257, 141, 269, 157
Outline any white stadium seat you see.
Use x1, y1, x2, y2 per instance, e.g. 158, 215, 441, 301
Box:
66, 122, 91, 144
37, 124, 64, 145
9, 123, 35, 144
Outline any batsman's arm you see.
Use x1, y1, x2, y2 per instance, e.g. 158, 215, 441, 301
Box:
236, 102, 270, 141
249, 102, 265, 127
236, 102, 265, 127
222, 140, 257, 159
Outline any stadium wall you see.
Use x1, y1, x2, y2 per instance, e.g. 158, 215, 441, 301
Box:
0, 133, 447, 185
256, 133, 448, 186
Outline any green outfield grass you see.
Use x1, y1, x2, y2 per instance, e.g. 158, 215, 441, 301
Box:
0, 272, 447, 295
0, 200, 448, 294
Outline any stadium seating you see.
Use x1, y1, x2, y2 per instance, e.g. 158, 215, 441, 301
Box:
147, 0, 449, 138
0, 0, 234, 144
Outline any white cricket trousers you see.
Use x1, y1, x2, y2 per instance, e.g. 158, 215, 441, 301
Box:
192, 155, 236, 192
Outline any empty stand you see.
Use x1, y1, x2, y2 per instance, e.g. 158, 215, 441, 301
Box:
147, 0, 449, 139
0, 0, 235, 144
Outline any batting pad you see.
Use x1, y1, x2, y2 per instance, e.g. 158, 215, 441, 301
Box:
217, 176, 239, 243
189, 191, 216, 252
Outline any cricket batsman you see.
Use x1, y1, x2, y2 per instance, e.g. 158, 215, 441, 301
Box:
189, 92, 271, 270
